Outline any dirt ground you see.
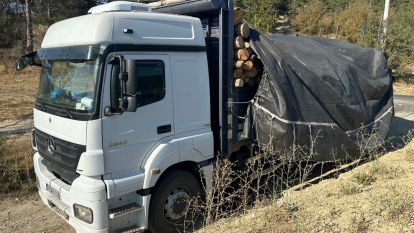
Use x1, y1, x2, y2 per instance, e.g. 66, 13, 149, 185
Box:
0, 194, 73, 233
393, 80, 414, 96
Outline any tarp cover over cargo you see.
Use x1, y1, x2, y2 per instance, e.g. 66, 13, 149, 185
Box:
242, 29, 394, 161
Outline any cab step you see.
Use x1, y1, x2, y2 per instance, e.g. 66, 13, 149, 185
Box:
116, 225, 146, 233
109, 203, 143, 219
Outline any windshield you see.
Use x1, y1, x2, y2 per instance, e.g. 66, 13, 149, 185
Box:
37, 59, 99, 112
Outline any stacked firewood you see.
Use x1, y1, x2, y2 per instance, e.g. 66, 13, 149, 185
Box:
233, 7, 261, 88
149, 2, 261, 87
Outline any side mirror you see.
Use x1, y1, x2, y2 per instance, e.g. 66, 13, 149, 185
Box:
16, 51, 41, 71
125, 59, 137, 112
105, 57, 136, 116
110, 63, 121, 112
16, 57, 30, 71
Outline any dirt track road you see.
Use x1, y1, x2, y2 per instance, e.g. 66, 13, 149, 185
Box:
0, 194, 73, 233
0, 95, 413, 233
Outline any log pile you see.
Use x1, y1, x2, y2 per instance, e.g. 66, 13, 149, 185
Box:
233, 7, 262, 88
148, 0, 186, 8
148, 2, 262, 87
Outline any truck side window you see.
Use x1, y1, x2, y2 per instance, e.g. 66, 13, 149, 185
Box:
135, 60, 165, 107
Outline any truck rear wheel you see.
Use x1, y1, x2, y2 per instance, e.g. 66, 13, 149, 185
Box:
148, 170, 202, 233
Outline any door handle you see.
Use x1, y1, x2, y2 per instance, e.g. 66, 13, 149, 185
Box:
157, 124, 171, 134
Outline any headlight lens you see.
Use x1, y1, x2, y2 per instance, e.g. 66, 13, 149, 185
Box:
73, 204, 93, 224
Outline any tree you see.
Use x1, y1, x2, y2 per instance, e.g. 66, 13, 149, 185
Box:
235, 0, 288, 33
25, 0, 33, 53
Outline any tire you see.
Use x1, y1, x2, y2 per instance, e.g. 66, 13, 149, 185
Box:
148, 170, 202, 233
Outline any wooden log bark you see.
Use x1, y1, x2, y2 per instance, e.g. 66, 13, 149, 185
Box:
234, 60, 245, 69
242, 60, 254, 71
245, 67, 258, 78
234, 68, 243, 79
244, 77, 256, 86
234, 36, 244, 49
235, 23, 250, 39
250, 54, 257, 61
234, 7, 244, 25
246, 48, 253, 56
148, 0, 186, 8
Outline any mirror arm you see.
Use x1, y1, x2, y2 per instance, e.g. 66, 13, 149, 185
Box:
114, 55, 129, 112
104, 106, 123, 117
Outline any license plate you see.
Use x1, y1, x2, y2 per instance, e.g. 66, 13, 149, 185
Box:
46, 183, 61, 200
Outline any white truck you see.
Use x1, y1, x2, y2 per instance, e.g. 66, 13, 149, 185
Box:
15, 0, 396, 232
16, 1, 253, 232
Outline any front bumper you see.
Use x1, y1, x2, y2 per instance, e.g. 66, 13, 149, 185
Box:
34, 152, 109, 233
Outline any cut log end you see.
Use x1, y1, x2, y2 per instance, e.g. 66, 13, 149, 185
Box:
234, 60, 245, 69
235, 23, 250, 39
235, 78, 244, 87
234, 36, 244, 49
242, 61, 254, 71
236, 48, 250, 61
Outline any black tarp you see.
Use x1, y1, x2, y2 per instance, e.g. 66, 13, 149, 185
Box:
243, 30, 394, 161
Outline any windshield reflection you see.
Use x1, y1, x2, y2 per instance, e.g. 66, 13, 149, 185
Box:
37, 59, 99, 112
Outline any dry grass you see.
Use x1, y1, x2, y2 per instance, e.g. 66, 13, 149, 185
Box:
394, 80, 414, 96
198, 139, 414, 233
0, 133, 35, 194
0, 61, 39, 125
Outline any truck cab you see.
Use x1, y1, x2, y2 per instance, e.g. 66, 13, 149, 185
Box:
28, 1, 226, 232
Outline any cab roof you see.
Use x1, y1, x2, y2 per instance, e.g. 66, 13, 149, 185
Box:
41, 11, 205, 49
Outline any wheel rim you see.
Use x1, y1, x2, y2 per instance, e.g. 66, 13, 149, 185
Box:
163, 187, 190, 222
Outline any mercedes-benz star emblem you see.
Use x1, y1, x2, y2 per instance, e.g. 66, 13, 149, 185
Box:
47, 137, 56, 155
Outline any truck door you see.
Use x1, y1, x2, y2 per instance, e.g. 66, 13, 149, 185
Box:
102, 54, 173, 173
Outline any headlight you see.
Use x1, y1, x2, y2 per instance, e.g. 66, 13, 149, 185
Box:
73, 204, 93, 224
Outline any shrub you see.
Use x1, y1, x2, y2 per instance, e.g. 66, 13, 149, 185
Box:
293, 0, 330, 35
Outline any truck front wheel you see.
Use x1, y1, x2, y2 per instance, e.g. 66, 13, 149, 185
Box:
148, 170, 202, 233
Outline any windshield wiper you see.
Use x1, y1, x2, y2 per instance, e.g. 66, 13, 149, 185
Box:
62, 107, 74, 119
35, 101, 48, 112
